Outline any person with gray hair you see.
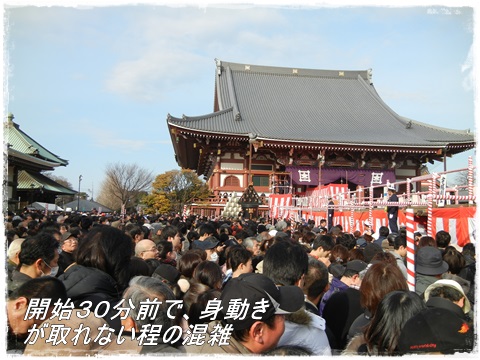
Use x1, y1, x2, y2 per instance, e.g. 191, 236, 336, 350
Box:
121, 276, 185, 354
275, 220, 288, 232
243, 236, 261, 256
7, 238, 25, 281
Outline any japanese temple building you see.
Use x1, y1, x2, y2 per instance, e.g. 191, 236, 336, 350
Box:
167, 60, 475, 217
5, 113, 76, 212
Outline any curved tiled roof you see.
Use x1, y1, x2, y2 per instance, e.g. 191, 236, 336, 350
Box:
167, 60, 474, 149
5, 118, 68, 166
18, 170, 76, 195
168, 107, 251, 134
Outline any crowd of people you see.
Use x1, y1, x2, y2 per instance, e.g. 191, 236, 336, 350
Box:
4, 209, 476, 355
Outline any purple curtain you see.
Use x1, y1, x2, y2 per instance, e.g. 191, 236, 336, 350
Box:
287, 166, 319, 185
287, 166, 395, 186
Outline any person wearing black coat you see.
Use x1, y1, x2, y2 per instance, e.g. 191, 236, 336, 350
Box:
58, 225, 133, 332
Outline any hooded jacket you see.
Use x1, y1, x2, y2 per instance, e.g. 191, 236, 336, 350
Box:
278, 308, 332, 355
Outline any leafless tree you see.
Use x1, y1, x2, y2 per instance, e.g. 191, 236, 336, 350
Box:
97, 163, 154, 212
43, 173, 76, 205
453, 170, 476, 187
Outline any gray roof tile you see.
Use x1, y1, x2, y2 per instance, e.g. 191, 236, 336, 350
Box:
168, 61, 474, 148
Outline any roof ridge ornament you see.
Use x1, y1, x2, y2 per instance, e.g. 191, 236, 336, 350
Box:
406, 120, 412, 129
215, 58, 222, 75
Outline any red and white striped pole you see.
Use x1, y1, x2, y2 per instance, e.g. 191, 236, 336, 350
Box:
368, 184, 373, 226
350, 204, 355, 234
406, 178, 411, 206
405, 208, 416, 291
182, 204, 187, 221
427, 173, 437, 237
468, 156, 474, 205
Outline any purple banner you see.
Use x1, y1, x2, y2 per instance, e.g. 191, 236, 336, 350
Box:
320, 168, 396, 186
287, 166, 396, 186
287, 166, 319, 185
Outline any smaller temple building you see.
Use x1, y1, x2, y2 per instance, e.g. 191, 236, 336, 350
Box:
4, 114, 76, 212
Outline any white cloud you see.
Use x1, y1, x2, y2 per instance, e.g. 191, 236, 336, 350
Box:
104, 7, 301, 102
105, 50, 208, 102
75, 118, 170, 152
461, 43, 473, 92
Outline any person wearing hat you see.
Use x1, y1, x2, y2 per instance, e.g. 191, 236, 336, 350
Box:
151, 263, 182, 298
424, 279, 473, 324
415, 246, 449, 296
192, 235, 223, 263
398, 306, 473, 355
57, 232, 79, 277
185, 272, 304, 354
322, 261, 367, 352
363, 220, 375, 237
362, 243, 383, 264
150, 222, 166, 243
386, 185, 399, 234
319, 259, 368, 317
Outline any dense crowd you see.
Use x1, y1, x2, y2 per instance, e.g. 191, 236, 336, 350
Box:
4, 209, 476, 355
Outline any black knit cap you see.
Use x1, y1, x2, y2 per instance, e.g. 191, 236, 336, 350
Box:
398, 307, 473, 354
220, 273, 304, 330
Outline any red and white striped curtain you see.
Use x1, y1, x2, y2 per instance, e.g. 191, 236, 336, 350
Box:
269, 194, 292, 220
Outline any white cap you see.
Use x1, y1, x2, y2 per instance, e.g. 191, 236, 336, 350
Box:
424, 279, 471, 314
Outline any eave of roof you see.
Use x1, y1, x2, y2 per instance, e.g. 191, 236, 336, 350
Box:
17, 170, 77, 195
5, 120, 69, 166
8, 147, 62, 170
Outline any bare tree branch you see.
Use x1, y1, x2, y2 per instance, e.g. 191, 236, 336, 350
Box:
98, 163, 154, 211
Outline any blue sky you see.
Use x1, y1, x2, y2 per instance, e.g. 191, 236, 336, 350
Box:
3, 0, 477, 198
